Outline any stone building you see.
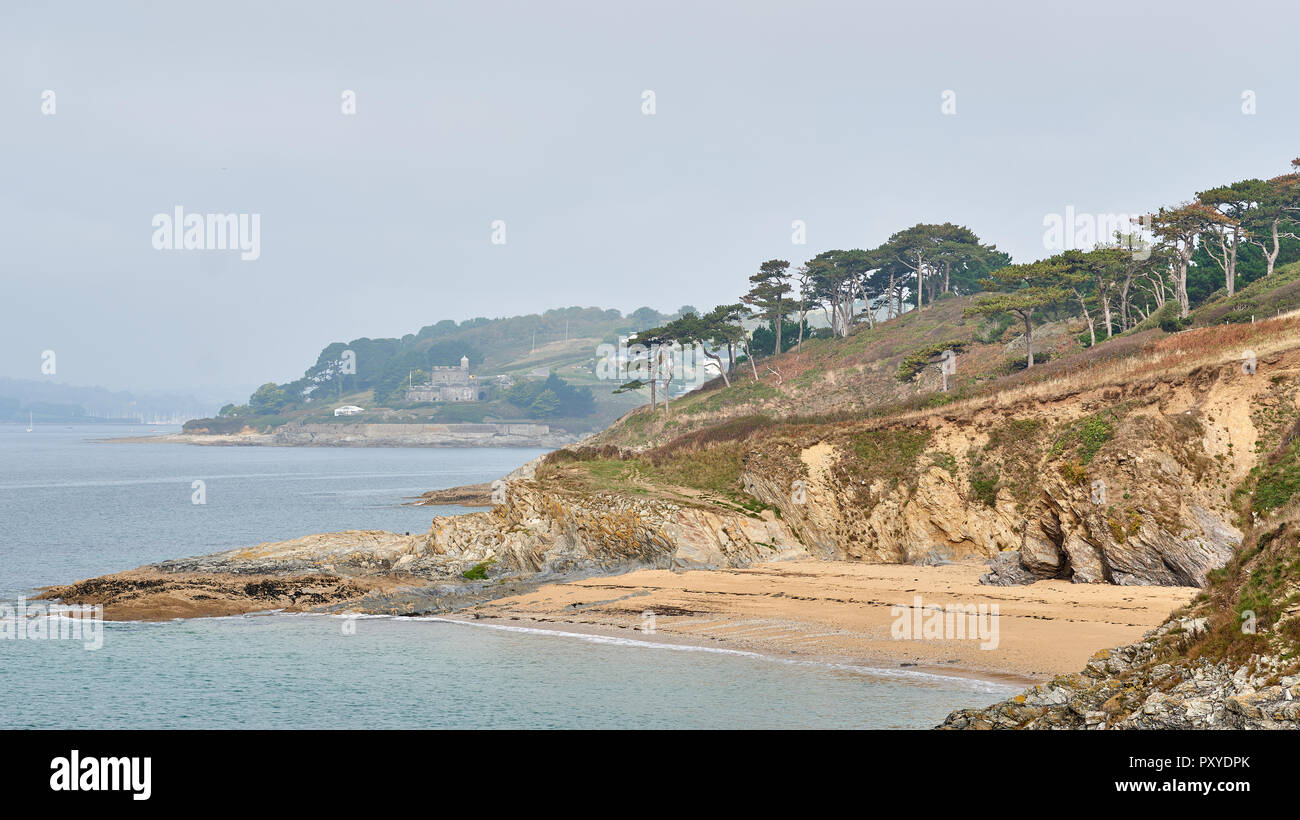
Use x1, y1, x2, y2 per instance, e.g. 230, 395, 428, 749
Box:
404, 355, 481, 402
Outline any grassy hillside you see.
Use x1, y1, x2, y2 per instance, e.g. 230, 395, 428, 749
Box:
587, 294, 1105, 449
187, 305, 681, 433
1189, 261, 1300, 327
590, 261, 1300, 451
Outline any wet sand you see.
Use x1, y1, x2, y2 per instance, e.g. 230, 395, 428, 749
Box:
457, 559, 1197, 683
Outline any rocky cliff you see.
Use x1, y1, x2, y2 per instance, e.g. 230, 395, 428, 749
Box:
941, 615, 1300, 729
732, 349, 1297, 587
942, 502, 1300, 729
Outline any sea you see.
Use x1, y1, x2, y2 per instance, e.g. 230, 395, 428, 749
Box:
0, 424, 1015, 729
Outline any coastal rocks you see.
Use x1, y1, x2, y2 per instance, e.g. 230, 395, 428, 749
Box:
476, 482, 807, 574
154, 530, 430, 578
43, 477, 810, 620
39, 571, 371, 621
979, 550, 1042, 586
408, 482, 495, 507
1006, 414, 1239, 587
939, 617, 1300, 730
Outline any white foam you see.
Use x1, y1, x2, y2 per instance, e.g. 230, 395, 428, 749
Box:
402, 615, 1017, 694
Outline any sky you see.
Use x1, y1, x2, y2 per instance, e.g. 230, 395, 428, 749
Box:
2, 0, 1297, 401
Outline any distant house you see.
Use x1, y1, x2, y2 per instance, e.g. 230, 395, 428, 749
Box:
405, 355, 482, 402
334, 405, 365, 416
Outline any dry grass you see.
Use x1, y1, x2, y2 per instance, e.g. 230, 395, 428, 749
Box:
886, 314, 1300, 425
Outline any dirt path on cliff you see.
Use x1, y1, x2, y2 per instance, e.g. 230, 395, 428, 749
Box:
459, 560, 1196, 682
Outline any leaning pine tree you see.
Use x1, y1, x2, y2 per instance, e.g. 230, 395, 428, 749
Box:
964, 259, 1068, 369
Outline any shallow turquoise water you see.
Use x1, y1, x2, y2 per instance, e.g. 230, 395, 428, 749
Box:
0, 425, 1014, 728
2, 613, 1012, 729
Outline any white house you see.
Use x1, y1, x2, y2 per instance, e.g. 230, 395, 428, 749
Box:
334, 405, 365, 416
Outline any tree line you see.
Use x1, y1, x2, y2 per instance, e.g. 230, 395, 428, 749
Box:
626, 157, 1300, 408
968, 159, 1300, 365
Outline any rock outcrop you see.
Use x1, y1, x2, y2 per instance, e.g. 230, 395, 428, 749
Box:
42, 480, 808, 620
940, 617, 1300, 729
408, 482, 495, 507
946, 501, 1300, 729
733, 357, 1277, 587
740, 418, 1241, 587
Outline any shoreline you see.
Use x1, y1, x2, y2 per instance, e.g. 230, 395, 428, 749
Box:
98, 432, 579, 448
432, 611, 1037, 690
33, 600, 1030, 692
34, 559, 1186, 692
454, 560, 1198, 683
37, 549, 1196, 685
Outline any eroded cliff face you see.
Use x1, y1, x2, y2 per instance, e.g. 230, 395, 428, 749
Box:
742, 441, 1022, 564
734, 356, 1297, 587
422, 483, 807, 576
155, 483, 806, 581
1017, 413, 1236, 586
435, 360, 1255, 586
417, 350, 1284, 590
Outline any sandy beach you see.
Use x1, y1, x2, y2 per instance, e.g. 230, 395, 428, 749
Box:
42, 553, 1199, 686
457, 559, 1198, 684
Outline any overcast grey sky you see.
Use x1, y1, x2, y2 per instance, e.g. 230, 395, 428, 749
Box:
2, 0, 1297, 398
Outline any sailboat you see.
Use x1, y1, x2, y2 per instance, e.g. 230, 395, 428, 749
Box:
26, 412, 33, 433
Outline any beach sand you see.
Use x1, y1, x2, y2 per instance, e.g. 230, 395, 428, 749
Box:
456, 559, 1198, 684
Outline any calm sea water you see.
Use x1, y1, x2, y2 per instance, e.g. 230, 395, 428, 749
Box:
0, 424, 1014, 729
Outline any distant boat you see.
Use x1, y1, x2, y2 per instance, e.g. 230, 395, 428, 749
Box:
26, 412, 33, 433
